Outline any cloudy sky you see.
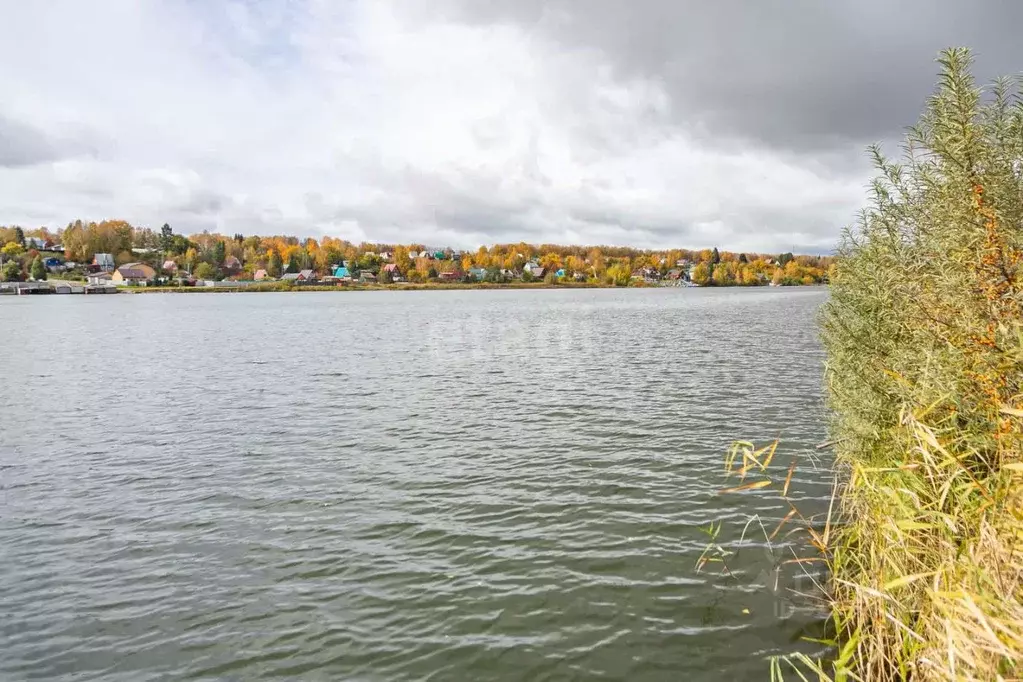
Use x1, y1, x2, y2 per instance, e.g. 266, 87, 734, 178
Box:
2, 1, 1022, 252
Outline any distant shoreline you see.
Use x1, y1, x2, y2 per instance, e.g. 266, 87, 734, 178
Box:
2, 280, 826, 296
125, 281, 603, 293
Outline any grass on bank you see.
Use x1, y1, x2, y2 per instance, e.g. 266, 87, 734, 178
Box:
714, 49, 1022, 681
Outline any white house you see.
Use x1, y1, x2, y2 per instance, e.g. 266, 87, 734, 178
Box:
86, 272, 112, 285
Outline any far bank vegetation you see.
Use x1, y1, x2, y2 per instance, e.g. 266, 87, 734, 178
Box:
1, 220, 830, 287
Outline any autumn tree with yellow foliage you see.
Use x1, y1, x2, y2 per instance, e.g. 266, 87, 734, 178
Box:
4, 218, 830, 286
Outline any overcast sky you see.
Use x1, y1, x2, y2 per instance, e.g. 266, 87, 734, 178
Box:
2, 1, 1022, 252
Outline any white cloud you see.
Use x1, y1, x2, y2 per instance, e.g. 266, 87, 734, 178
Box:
0, 0, 869, 251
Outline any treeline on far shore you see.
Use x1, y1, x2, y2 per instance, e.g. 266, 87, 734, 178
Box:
0, 222, 830, 286
0, 223, 831, 287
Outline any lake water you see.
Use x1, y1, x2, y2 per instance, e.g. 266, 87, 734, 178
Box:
0, 287, 833, 681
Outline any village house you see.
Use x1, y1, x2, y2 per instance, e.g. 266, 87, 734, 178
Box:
333, 265, 351, 280
632, 267, 660, 283
381, 263, 401, 281
359, 271, 377, 283
112, 262, 157, 285
299, 269, 316, 281
253, 269, 270, 281
86, 272, 112, 285
281, 269, 317, 283
223, 256, 242, 274
468, 267, 487, 281
162, 259, 178, 272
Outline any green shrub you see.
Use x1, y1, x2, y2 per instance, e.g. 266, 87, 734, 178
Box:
816, 48, 1023, 681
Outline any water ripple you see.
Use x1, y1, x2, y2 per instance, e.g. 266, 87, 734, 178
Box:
0, 287, 832, 681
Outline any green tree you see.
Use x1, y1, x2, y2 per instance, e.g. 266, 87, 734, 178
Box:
211, 240, 226, 266
2, 260, 22, 282
194, 262, 216, 280
30, 255, 46, 281
427, 266, 438, 279
13, 227, 25, 247
170, 234, 190, 255
268, 250, 283, 277
357, 252, 381, 271
711, 247, 720, 264
287, 252, 300, 274
160, 223, 173, 252
133, 227, 159, 250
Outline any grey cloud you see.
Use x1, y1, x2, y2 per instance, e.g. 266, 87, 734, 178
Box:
0, 115, 63, 167
349, 178, 548, 242
178, 190, 227, 217
0, 114, 102, 168
425, 0, 1023, 151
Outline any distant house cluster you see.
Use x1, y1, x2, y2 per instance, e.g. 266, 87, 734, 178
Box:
77, 250, 701, 289
2, 220, 832, 289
